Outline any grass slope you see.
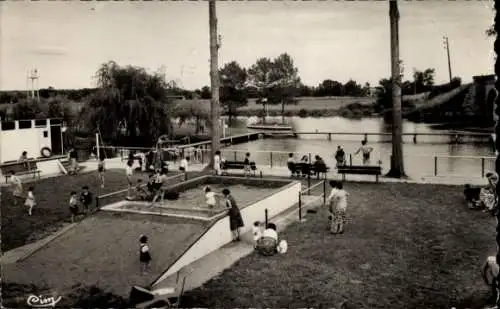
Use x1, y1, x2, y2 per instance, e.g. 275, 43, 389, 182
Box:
181, 182, 496, 309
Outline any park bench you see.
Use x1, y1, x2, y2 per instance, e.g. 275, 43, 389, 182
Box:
1, 160, 41, 182
221, 161, 258, 176
337, 165, 382, 182
288, 162, 330, 179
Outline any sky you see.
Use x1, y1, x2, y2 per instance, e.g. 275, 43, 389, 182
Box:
0, 1, 495, 91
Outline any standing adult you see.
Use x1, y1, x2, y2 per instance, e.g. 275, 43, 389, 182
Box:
354, 140, 374, 165
223, 189, 244, 241
335, 146, 346, 167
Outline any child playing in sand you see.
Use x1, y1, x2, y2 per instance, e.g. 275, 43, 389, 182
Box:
204, 186, 220, 209
139, 235, 152, 275
69, 191, 79, 223
24, 186, 35, 216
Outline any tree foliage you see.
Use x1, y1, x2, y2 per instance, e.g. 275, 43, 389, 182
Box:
83, 61, 174, 146
219, 61, 248, 124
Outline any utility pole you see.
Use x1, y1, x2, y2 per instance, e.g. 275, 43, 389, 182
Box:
442, 36, 452, 83
386, 0, 406, 179
208, 0, 220, 169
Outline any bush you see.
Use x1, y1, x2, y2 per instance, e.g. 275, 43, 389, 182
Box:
298, 108, 308, 118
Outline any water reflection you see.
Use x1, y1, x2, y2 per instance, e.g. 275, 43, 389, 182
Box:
225, 116, 495, 179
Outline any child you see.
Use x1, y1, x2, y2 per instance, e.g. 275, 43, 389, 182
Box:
9, 171, 23, 206
355, 140, 374, 165
80, 186, 93, 214
244, 152, 251, 177
214, 150, 222, 176
179, 156, 189, 173
126, 160, 134, 198
464, 184, 481, 209
139, 235, 152, 275
97, 155, 106, 188
287, 153, 296, 177
24, 186, 35, 216
252, 221, 263, 248
329, 182, 349, 235
204, 186, 219, 209
69, 191, 79, 222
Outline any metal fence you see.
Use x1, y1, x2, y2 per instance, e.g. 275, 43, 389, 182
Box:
96, 144, 496, 179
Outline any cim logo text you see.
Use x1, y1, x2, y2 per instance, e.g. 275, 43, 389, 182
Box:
26, 295, 62, 308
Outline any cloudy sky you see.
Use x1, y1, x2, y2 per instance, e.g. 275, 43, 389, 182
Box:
0, 1, 495, 91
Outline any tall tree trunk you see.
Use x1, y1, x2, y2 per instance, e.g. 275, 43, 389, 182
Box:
208, 0, 220, 169
281, 101, 285, 124
386, 0, 406, 178
494, 0, 500, 305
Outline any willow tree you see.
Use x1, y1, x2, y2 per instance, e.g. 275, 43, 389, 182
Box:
85, 61, 174, 146
386, 0, 406, 178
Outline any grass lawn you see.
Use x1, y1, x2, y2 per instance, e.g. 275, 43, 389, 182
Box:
0, 169, 202, 252
181, 182, 496, 309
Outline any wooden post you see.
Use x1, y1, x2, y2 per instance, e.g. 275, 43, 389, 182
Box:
307, 173, 311, 195
349, 154, 353, 166
328, 133, 332, 141
298, 193, 302, 221
413, 134, 417, 144
481, 157, 485, 178
270, 152, 273, 168
323, 180, 327, 205
434, 156, 438, 176
233, 151, 237, 161
265, 208, 268, 228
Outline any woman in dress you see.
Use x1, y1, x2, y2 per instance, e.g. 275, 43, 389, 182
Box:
222, 189, 244, 241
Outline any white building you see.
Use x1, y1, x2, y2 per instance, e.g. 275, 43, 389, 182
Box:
0, 118, 64, 163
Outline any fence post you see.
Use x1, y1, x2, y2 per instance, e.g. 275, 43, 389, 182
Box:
265, 208, 268, 227
434, 156, 438, 176
260, 171, 263, 178
307, 173, 311, 195
482, 157, 485, 178
349, 154, 353, 166
270, 152, 273, 168
308, 153, 312, 165
184, 172, 188, 181
323, 180, 326, 205
234, 151, 237, 161
298, 192, 302, 221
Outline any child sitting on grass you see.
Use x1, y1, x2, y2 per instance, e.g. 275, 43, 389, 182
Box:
139, 235, 152, 275
24, 186, 36, 216
69, 191, 79, 223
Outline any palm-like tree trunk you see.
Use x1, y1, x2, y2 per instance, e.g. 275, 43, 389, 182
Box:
208, 0, 221, 168
386, 0, 406, 178
493, 1, 500, 306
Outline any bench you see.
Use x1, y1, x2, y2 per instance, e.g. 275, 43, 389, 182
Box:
337, 165, 382, 182
1, 161, 41, 182
222, 161, 257, 176
287, 162, 330, 179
